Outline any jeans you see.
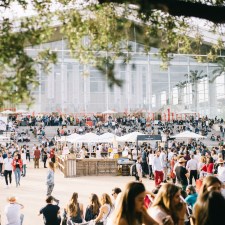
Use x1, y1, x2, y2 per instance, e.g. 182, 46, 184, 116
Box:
23, 165, 27, 176
21, 214, 24, 225
14, 168, 21, 186
47, 184, 54, 196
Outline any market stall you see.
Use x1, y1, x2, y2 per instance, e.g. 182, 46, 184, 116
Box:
57, 155, 117, 177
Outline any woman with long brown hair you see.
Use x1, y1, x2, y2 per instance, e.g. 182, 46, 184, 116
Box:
85, 193, 101, 221
192, 191, 225, 225
66, 192, 84, 223
110, 182, 158, 225
94, 193, 113, 224
148, 183, 186, 225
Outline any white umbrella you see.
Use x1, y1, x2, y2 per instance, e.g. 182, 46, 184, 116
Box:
0, 110, 14, 114
16, 109, 29, 114
116, 131, 145, 142
171, 131, 205, 139
102, 110, 117, 114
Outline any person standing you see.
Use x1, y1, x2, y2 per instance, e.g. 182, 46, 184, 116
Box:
21, 150, 27, 177
152, 150, 164, 187
34, 146, 41, 169
2, 152, 13, 188
39, 196, 61, 225
160, 149, 168, 182
136, 156, 143, 182
49, 148, 56, 163
186, 154, 198, 185
147, 149, 154, 180
43, 148, 48, 168
46, 161, 59, 204
12, 154, 23, 187
25, 145, 30, 162
175, 157, 189, 191
0, 151, 3, 176
4, 196, 24, 225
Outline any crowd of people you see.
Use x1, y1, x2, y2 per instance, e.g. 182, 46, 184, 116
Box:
1, 113, 225, 225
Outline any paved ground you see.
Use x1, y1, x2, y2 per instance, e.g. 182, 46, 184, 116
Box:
0, 160, 155, 225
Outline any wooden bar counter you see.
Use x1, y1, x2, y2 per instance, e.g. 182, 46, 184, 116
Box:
57, 155, 118, 178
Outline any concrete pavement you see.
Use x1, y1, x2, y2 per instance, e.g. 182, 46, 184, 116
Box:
0, 160, 155, 225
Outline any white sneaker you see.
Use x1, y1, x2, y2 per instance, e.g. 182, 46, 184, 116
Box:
4, 185, 9, 189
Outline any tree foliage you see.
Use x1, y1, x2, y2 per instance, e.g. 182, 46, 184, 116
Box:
1, 0, 225, 107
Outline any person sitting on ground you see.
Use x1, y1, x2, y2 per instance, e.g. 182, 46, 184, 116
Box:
148, 183, 187, 225
5, 196, 24, 225
65, 192, 84, 224
198, 175, 222, 196
111, 187, 122, 208
110, 182, 158, 225
192, 191, 225, 225
185, 185, 198, 209
39, 195, 60, 225
85, 193, 101, 222
94, 193, 113, 225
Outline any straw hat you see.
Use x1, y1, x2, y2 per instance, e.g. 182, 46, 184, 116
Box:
8, 196, 17, 203
217, 158, 225, 164
178, 157, 187, 163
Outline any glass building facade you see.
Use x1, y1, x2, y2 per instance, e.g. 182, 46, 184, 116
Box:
25, 38, 225, 118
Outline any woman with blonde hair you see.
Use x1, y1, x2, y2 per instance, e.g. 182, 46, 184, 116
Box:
66, 192, 84, 223
94, 193, 113, 225
85, 193, 101, 221
110, 182, 158, 225
148, 183, 186, 225
198, 175, 222, 196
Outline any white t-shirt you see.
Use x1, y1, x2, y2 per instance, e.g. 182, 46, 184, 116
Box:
148, 206, 173, 225
3, 158, 13, 171
148, 154, 155, 165
5, 203, 22, 225
218, 166, 225, 182
21, 153, 27, 165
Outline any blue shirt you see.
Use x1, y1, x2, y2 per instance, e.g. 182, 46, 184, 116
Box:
185, 193, 198, 208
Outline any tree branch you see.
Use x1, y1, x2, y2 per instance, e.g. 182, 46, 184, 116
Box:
98, 0, 225, 24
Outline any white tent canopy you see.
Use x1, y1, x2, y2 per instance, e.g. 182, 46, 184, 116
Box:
102, 110, 117, 114
66, 133, 80, 142
95, 133, 117, 143
75, 132, 99, 143
116, 131, 145, 142
176, 110, 196, 114
16, 109, 29, 114
171, 131, 205, 139
0, 110, 14, 114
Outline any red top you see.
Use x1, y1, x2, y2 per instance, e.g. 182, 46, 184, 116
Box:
11, 159, 23, 171
205, 163, 214, 173
50, 149, 55, 159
